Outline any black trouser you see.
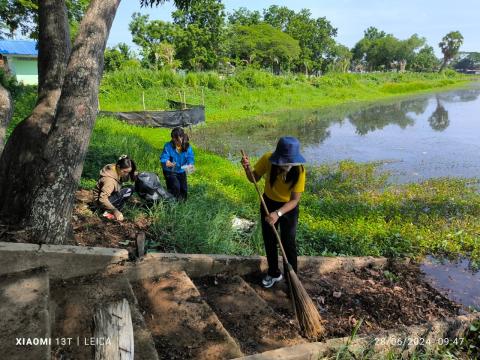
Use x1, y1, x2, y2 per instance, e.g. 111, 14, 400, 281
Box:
261, 194, 299, 277
163, 170, 188, 200
108, 186, 134, 210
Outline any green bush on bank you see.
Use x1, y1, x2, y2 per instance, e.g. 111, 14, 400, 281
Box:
99, 68, 468, 122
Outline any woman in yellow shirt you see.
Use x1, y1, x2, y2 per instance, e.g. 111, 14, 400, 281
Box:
241, 137, 306, 288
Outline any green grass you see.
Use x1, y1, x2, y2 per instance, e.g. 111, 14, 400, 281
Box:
79, 116, 480, 265
6, 69, 480, 264
99, 69, 469, 123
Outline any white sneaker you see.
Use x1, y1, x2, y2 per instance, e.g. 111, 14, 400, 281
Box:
262, 274, 283, 288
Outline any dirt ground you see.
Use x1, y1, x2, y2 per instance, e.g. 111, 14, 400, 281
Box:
72, 190, 151, 250
194, 275, 305, 355
244, 260, 462, 339
132, 272, 243, 360
0, 190, 152, 254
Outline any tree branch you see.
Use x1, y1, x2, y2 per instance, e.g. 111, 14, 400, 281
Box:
37, 0, 71, 110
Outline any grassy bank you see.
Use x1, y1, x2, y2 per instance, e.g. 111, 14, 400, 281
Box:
99, 69, 469, 123
81, 116, 480, 265
7, 69, 480, 265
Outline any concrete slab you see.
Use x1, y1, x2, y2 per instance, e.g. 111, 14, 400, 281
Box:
0, 242, 128, 279
0, 267, 50, 360
132, 271, 243, 360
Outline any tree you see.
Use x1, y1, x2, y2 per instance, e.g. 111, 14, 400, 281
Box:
438, 31, 463, 72
172, 0, 225, 70
411, 46, 440, 72
227, 7, 261, 26
0, 74, 13, 153
0, 0, 192, 244
352, 28, 425, 71
0, 0, 90, 39
104, 43, 136, 72
229, 23, 300, 72
453, 52, 480, 71
328, 44, 352, 73
0, 0, 90, 158
263, 6, 337, 74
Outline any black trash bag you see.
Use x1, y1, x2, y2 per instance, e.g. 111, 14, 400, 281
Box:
135, 172, 173, 202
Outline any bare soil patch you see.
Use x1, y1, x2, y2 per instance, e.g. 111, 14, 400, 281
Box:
132, 272, 243, 360
194, 275, 305, 355
0, 190, 152, 254
245, 260, 462, 339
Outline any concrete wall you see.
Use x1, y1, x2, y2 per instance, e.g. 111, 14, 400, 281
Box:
7, 56, 38, 85
121, 253, 388, 282
0, 242, 128, 279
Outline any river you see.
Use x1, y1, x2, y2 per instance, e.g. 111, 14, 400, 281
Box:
194, 84, 480, 183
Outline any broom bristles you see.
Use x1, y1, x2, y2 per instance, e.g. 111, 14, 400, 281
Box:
287, 267, 325, 339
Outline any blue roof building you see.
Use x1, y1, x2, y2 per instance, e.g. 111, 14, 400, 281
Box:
0, 40, 38, 85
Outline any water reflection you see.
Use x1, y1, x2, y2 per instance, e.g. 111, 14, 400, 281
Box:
347, 97, 429, 135
428, 96, 449, 131
421, 256, 480, 310
194, 85, 480, 181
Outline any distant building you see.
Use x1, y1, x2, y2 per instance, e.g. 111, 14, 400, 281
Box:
0, 40, 38, 85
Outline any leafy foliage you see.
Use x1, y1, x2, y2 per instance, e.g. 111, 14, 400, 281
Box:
263, 6, 338, 73
439, 31, 464, 72
131, 0, 225, 70
0, 0, 89, 39
229, 24, 300, 71
227, 7, 261, 26
352, 27, 427, 71
411, 46, 440, 72
453, 52, 480, 71
103, 43, 139, 72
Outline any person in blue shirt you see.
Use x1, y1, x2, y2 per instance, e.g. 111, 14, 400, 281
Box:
160, 127, 195, 200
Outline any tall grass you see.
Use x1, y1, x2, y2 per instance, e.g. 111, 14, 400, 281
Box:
81, 117, 480, 265
99, 69, 469, 123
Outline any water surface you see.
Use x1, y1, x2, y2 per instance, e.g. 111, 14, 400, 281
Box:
421, 256, 480, 310
194, 85, 480, 182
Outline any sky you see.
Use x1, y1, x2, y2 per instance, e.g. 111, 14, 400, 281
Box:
108, 0, 480, 56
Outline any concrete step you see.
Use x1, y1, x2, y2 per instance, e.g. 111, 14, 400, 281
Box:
132, 271, 243, 360
194, 275, 306, 356
50, 273, 158, 360
0, 267, 51, 360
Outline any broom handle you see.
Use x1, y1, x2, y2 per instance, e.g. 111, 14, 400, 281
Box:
241, 150, 289, 265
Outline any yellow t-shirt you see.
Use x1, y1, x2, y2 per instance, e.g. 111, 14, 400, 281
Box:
254, 152, 306, 202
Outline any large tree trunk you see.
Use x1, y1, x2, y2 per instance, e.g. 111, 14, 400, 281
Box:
0, 0, 70, 224
28, 0, 121, 244
0, 84, 13, 155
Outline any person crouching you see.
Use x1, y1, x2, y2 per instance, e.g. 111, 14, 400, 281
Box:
93, 155, 137, 221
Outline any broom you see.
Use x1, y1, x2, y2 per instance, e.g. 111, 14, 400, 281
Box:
241, 150, 325, 339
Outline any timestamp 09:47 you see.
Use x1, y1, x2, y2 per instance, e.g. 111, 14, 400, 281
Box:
375, 336, 465, 347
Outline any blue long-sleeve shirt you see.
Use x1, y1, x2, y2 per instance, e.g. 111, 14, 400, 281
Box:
160, 142, 194, 173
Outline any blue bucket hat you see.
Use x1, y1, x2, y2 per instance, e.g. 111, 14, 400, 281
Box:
269, 136, 306, 165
